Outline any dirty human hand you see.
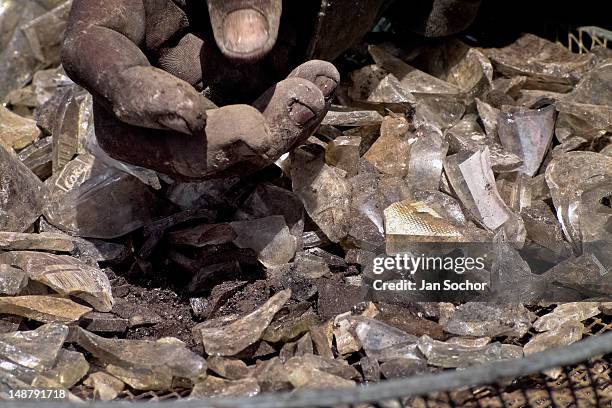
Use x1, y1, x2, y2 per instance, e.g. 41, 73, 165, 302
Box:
62, 0, 340, 180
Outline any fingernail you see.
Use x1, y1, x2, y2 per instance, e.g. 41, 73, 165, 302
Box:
223, 9, 269, 54
314, 76, 338, 97
289, 102, 315, 125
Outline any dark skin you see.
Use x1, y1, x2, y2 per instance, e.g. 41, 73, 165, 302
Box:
62, 0, 480, 180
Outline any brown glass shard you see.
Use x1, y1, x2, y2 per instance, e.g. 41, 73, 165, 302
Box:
206, 356, 250, 380
412, 190, 468, 226
262, 304, 320, 343
193, 289, 291, 356
49, 86, 92, 173
325, 135, 361, 177
0, 105, 41, 150
77, 329, 206, 383
165, 223, 236, 247
575, 180, 612, 268
104, 364, 173, 391
333, 313, 360, 355
0, 251, 113, 312
364, 115, 413, 177
0, 295, 91, 323
48, 349, 89, 388
43, 153, 168, 239
250, 357, 290, 392
408, 39, 493, 102
291, 146, 351, 243
235, 183, 304, 242
520, 200, 572, 256
80, 312, 129, 334
476, 98, 500, 139
369, 45, 462, 96
83, 372, 125, 401
308, 323, 332, 360
287, 366, 354, 390
542, 253, 612, 300
446, 337, 491, 348
556, 62, 612, 136
533, 302, 601, 332
191, 376, 260, 398
0, 264, 28, 295
17, 136, 53, 179
31, 66, 73, 108
524, 321, 584, 355
322, 109, 383, 127
0, 1, 29, 51
348, 65, 416, 105
0, 232, 75, 252
0, 1, 71, 100
413, 93, 465, 131
345, 170, 386, 250
230, 216, 297, 268
292, 252, 331, 278
482, 34, 596, 85
379, 358, 427, 379
375, 303, 445, 340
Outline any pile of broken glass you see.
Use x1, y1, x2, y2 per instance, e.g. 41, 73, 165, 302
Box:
1, 1, 611, 401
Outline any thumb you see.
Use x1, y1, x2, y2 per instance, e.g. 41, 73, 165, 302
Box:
207, 0, 282, 61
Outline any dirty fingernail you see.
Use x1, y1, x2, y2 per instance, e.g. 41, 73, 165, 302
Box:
223, 9, 269, 54
290, 102, 315, 125
314, 76, 338, 97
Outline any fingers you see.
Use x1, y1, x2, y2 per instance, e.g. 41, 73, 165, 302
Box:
207, 0, 282, 61
203, 105, 272, 177
252, 77, 327, 160
112, 66, 215, 135
94, 60, 340, 181
287, 60, 341, 100
95, 101, 272, 180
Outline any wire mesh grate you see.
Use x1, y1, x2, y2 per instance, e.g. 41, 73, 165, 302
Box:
402, 355, 611, 408
567, 26, 612, 53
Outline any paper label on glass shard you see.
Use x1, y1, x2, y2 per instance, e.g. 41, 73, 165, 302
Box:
384, 200, 464, 242
54, 155, 91, 192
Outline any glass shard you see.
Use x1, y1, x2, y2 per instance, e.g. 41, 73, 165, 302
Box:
444, 303, 532, 337
193, 289, 291, 356
0, 323, 67, 371
0, 105, 41, 150
83, 372, 124, 401
291, 146, 351, 242
523, 320, 584, 355
497, 104, 557, 176
230, 216, 297, 268
0, 144, 43, 232
43, 153, 169, 239
0, 251, 113, 312
0, 295, 91, 323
